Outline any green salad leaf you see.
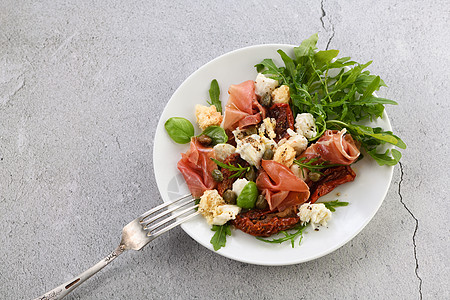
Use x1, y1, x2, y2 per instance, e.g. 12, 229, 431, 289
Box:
255, 33, 406, 165
210, 224, 231, 251
207, 79, 222, 113
257, 223, 308, 248
164, 117, 195, 144
321, 200, 349, 212
200, 126, 227, 145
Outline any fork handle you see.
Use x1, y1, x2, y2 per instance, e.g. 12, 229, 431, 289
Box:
34, 245, 125, 300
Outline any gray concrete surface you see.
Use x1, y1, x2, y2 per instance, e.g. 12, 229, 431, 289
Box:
1, 0, 449, 299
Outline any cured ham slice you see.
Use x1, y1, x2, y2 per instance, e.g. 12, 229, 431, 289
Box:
177, 138, 217, 198
301, 129, 360, 165
256, 160, 310, 211
223, 80, 266, 131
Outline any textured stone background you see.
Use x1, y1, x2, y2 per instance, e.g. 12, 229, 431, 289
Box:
1, 1, 449, 299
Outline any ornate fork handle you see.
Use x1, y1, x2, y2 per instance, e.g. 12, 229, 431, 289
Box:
35, 245, 125, 300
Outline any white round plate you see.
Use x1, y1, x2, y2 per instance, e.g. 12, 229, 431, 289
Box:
153, 44, 393, 265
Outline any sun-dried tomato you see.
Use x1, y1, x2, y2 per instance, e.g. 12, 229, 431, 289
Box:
231, 208, 300, 237
216, 153, 249, 196
308, 166, 356, 203
268, 103, 295, 142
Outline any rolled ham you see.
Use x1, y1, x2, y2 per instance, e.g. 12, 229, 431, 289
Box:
177, 138, 217, 198
222, 80, 266, 131
301, 129, 360, 165
256, 160, 310, 212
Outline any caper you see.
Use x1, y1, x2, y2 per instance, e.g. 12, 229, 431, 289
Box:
255, 194, 269, 210
262, 148, 274, 160
223, 189, 237, 205
246, 126, 258, 135
245, 167, 257, 182
211, 169, 223, 182
260, 93, 272, 107
309, 172, 321, 182
197, 134, 212, 146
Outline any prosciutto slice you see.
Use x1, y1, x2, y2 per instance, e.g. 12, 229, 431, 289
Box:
301, 129, 360, 165
177, 138, 217, 198
256, 160, 310, 212
222, 80, 265, 131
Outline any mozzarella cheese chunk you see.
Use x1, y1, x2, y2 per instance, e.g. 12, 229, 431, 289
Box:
259, 117, 277, 139
232, 178, 249, 197
212, 205, 241, 225
213, 144, 236, 162
298, 203, 332, 228
271, 85, 290, 104
198, 189, 241, 225
195, 105, 223, 130
235, 134, 266, 168
255, 73, 279, 96
283, 128, 308, 155
273, 143, 296, 168
295, 113, 317, 139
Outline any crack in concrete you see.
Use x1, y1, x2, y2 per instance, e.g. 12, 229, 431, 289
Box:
320, 0, 335, 50
398, 161, 423, 300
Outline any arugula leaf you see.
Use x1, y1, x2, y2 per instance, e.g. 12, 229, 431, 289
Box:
368, 148, 402, 166
164, 117, 194, 144
207, 79, 222, 113
277, 49, 296, 78
255, 34, 405, 165
199, 126, 228, 145
210, 224, 231, 251
257, 223, 307, 248
314, 50, 339, 69
254, 59, 287, 83
294, 33, 318, 61
321, 200, 349, 212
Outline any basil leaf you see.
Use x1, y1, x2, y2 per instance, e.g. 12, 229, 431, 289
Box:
210, 224, 231, 251
200, 126, 228, 145
236, 181, 258, 209
164, 117, 195, 144
207, 79, 222, 113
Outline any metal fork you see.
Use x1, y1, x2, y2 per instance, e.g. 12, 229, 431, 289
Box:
35, 194, 198, 300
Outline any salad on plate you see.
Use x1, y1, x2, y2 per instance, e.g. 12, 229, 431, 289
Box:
164, 34, 405, 251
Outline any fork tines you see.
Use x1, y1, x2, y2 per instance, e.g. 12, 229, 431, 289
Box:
139, 194, 199, 238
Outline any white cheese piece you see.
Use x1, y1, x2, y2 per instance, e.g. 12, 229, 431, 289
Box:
235, 134, 266, 168
198, 189, 241, 225
213, 144, 236, 162
298, 203, 332, 228
295, 113, 317, 139
212, 205, 241, 225
255, 73, 278, 97
232, 178, 249, 197
284, 128, 308, 155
